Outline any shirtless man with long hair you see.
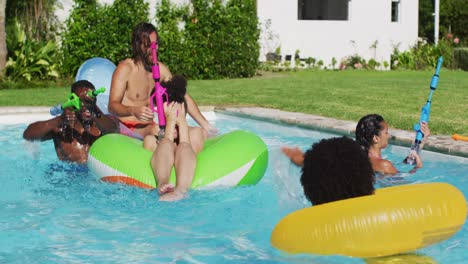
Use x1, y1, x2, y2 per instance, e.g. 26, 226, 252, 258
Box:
108, 22, 216, 138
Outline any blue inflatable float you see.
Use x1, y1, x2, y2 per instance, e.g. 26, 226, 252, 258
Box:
75, 57, 116, 114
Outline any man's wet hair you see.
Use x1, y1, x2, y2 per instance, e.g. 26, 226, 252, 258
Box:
355, 114, 385, 152
71, 80, 95, 94
132, 22, 158, 65
301, 136, 375, 205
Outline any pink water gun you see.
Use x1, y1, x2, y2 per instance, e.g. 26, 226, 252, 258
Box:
149, 42, 168, 141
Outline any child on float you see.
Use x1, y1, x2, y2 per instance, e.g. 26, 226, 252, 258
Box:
143, 75, 206, 202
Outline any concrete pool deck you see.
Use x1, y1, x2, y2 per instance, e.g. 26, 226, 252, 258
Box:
2, 106, 468, 158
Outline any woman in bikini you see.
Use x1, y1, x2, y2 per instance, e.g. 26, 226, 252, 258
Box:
355, 114, 430, 175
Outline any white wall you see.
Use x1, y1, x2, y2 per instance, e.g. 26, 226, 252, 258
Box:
258, 0, 419, 68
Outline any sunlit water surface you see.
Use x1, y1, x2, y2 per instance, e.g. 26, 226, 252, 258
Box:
1, 112, 467, 264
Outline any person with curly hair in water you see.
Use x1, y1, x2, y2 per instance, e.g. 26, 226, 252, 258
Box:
282, 136, 375, 205
355, 114, 430, 175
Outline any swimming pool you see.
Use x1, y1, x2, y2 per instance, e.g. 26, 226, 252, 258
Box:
1, 112, 467, 263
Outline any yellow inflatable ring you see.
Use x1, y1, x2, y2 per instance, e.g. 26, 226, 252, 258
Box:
271, 183, 467, 258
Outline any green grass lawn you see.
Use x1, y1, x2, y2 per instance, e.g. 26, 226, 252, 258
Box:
1, 70, 467, 135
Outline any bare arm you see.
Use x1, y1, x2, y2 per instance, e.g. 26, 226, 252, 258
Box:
23, 116, 62, 141
94, 108, 120, 134
418, 122, 431, 150
281, 146, 305, 167
108, 61, 134, 117
163, 102, 178, 142
108, 61, 153, 122
159, 62, 173, 82
185, 94, 217, 135
373, 156, 422, 175
177, 104, 191, 144
371, 158, 399, 175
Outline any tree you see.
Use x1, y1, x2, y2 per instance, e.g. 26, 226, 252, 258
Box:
419, 0, 434, 43
440, 0, 467, 41
0, 0, 6, 77
419, 0, 467, 43
6, 0, 59, 42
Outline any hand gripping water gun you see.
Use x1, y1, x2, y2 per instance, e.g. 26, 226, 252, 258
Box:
404, 57, 443, 165
149, 42, 168, 141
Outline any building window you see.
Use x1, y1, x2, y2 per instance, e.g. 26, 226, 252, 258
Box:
391, 0, 400, 22
298, 0, 349, 21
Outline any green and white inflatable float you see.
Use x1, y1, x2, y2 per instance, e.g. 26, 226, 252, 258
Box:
88, 130, 269, 189
77, 57, 268, 188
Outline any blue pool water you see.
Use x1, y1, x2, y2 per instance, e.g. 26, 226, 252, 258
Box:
1, 112, 467, 263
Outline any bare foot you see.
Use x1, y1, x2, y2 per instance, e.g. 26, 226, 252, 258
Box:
157, 183, 175, 195
159, 191, 185, 202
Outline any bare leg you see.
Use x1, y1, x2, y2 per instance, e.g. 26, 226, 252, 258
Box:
188, 127, 207, 154
143, 135, 158, 151
151, 138, 175, 194
159, 142, 196, 202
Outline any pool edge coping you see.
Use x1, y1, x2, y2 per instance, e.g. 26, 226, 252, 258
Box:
216, 107, 468, 159
2, 106, 468, 158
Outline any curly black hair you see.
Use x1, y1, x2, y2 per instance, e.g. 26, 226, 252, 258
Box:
71, 80, 100, 118
355, 114, 385, 152
301, 136, 375, 205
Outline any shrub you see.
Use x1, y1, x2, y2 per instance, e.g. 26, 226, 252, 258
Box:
156, 0, 259, 79
61, 0, 149, 77
391, 35, 460, 70
4, 20, 60, 82
367, 58, 378, 70
342, 55, 365, 70
453, 47, 468, 71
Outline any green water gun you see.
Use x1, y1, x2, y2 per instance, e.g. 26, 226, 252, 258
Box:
50, 87, 105, 116
87, 87, 106, 99
50, 93, 81, 116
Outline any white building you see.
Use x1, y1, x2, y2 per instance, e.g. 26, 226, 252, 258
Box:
257, 0, 419, 68
57, 0, 419, 68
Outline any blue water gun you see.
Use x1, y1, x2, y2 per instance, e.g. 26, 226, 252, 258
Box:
404, 57, 443, 165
